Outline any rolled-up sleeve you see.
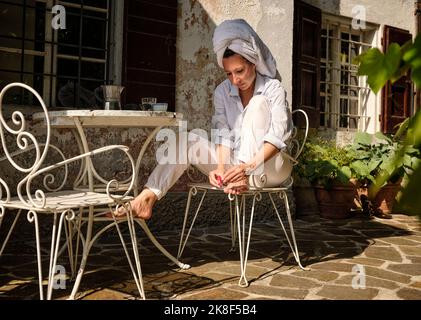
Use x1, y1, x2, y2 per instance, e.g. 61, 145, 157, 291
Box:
211, 86, 234, 149
263, 82, 292, 151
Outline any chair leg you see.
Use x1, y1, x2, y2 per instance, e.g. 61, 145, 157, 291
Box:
72, 208, 84, 280
56, 208, 84, 281
26, 210, 70, 300
268, 192, 309, 271
47, 209, 76, 300
137, 219, 190, 269
62, 216, 75, 278
0, 209, 22, 256
235, 193, 260, 287
69, 206, 95, 300
177, 187, 207, 260
110, 202, 145, 300
27, 210, 44, 300
229, 199, 238, 252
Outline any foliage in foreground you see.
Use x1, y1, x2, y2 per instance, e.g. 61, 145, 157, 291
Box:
355, 34, 421, 217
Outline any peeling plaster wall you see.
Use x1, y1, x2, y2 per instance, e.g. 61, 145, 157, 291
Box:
176, 0, 294, 134
303, 0, 416, 35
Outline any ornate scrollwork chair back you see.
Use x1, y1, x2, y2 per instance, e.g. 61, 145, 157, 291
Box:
0, 83, 144, 300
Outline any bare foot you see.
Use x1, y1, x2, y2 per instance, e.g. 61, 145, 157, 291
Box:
105, 188, 158, 220
130, 188, 158, 220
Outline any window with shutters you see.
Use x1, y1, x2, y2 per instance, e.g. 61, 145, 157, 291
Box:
0, 0, 112, 109
320, 16, 376, 131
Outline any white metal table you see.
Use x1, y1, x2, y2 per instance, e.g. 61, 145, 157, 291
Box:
33, 110, 190, 298
34, 110, 184, 194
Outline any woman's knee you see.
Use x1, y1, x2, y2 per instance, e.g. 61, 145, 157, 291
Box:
248, 95, 270, 113
243, 95, 271, 131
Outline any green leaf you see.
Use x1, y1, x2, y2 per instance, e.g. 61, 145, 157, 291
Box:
403, 34, 421, 87
399, 165, 421, 218
411, 66, 421, 88
394, 117, 410, 139
367, 159, 382, 173
391, 64, 411, 83
408, 110, 421, 146
340, 166, 352, 180
403, 34, 421, 67
374, 132, 391, 143
403, 154, 414, 168
351, 160, 370, 176
354, 132, 372, 145
357, 44, 402, 93
380, 157, 399, 177
404, 145, 420, 155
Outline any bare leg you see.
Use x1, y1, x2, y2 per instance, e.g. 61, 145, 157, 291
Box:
109, 132, 221, 220
129, 188, 157, 220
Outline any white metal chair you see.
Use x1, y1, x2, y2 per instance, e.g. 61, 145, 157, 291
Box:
178, 109, 310, 287
0, 83, 144, 299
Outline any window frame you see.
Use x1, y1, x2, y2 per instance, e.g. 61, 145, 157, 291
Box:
320, 14, 378, 131
0, 0, 112, 109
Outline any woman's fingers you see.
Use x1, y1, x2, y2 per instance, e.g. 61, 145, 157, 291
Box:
209, 172, 219, 187
223, 165, 246, 184
223, 178, 249, 194
209, 170, 225, 188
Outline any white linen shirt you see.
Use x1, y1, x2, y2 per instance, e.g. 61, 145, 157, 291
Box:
211, 73, 292, 159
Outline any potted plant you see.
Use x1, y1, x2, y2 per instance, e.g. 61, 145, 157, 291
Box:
296, 138, 357, 219
350, 131, 420, 218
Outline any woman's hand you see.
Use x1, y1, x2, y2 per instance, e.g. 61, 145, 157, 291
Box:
222, 163, 250, 185
209, 168, 226, 188
223, 177, 249, 195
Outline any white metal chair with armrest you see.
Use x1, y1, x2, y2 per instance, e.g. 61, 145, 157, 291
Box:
178, 109, 310, 287
0, 83, 144, 299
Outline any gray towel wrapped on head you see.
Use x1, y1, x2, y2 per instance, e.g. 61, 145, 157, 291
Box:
212, 19, 277, 78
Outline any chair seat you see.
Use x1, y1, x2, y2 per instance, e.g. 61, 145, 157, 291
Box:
187, 182, 290, 194
2, 190, 123, 212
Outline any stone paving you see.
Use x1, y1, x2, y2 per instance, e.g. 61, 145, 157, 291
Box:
1, 213, 421, 300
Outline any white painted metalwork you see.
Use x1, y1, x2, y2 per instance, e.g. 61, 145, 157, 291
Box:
32, 110, 183, 194
32, 109, 190, 270
178, 109, 310, 287
0, 83, 145, 300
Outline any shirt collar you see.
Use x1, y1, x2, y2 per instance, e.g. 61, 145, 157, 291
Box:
229, 72, 266, 97
254, 73, 265, 95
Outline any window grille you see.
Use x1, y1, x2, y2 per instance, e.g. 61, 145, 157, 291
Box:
0, 0, 111, 108
320, 17, 375, 130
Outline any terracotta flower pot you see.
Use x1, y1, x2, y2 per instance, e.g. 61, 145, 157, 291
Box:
357, 181, 402, 215
293, 184, 320, 217
314, 182, 357, 219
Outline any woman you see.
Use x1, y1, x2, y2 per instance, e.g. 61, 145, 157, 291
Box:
118, 19, 293, 220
